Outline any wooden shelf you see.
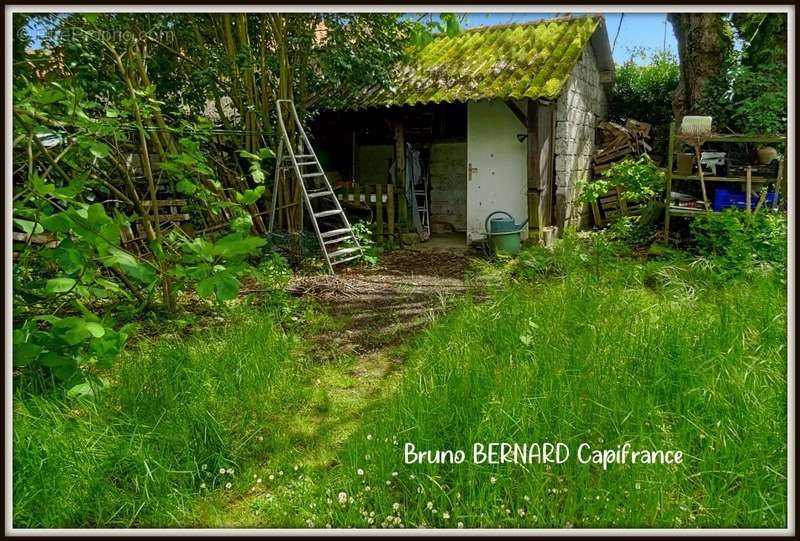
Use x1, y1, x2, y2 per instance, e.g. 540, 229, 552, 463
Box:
670, 174, 776, 183
668, 206, 708, 217
704, 134, 786, 144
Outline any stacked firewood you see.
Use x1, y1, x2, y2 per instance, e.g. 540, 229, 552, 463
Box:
592, 119, 653, 176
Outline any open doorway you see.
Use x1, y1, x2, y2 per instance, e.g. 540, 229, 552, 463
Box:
310, 103, 468, 247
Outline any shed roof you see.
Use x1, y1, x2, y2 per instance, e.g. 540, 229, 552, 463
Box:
324, 15, 612, 111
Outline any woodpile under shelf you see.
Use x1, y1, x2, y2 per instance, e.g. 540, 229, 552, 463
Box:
593, 119, 653, 176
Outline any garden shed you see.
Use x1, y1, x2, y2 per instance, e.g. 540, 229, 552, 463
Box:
310, 15, 614, 244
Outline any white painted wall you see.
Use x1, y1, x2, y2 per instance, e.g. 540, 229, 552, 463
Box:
466, 99, 528, 242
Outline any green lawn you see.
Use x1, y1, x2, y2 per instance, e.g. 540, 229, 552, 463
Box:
13, 240, 787, 528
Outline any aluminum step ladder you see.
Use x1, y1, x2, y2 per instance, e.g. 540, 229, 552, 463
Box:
413, 173, 431, 237
268, 99, 362, 273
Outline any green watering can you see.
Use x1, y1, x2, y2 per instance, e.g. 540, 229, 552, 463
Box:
485, 211, 529, 256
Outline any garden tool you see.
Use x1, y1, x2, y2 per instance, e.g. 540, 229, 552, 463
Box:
678, 115, 714, 214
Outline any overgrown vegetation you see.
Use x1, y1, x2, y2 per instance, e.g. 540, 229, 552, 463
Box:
14, 232, 788, 528
578, 156, 665, 206
700, 13, 787, 135
689, 210, 787, 272
12, 13, 450, 392
608, 49, 680, 153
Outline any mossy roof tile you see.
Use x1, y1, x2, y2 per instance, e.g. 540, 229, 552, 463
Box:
332, 15, 599, 110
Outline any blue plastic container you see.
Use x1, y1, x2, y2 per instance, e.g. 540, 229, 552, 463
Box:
712, 186, 776, 211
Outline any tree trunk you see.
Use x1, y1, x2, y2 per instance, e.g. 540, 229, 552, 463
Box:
669, 14, 732, 123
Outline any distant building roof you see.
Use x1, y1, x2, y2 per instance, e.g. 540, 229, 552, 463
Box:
322, 15, 614, 111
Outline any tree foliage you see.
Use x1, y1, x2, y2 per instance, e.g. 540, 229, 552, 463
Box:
12, 12, 447, 392
699, 13, 787, 134
608, 48, 680, 154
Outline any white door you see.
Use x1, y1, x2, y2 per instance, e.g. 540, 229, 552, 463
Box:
466, 100, 528, 242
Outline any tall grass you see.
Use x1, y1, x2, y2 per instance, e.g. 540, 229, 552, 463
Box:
312, 246, 787, 528
13, 307, 305, 527
13, 237, 788, 528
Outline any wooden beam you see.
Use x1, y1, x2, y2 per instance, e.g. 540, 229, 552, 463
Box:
394, 120, 405, 185
526, 99, 542, 235
504, 100, 528, 128
663, 121, 675, 242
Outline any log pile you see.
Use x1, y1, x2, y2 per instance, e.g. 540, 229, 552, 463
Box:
592, 119, 653, 176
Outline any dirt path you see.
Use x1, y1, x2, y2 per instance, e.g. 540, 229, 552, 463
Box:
288, 249, 472, 357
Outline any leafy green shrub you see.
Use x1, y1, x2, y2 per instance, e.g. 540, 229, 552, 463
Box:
348, 221, 379, 266
607, 215, 658, 248
690, 209, 787, 270
608, 49, 680, 153
578, 156, 664, 205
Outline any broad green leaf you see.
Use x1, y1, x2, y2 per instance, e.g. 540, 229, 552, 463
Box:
13, 342, 42, 367
215, 273, 241, 301
41, 212, 73, 233
89, 141, 110, 159
196, 276, 216, 298
67, 382, 95, 398
237, 150, 260, 160
176, 179, 198, 195
14, 218, 44, 235
212, 233, 266, 259
103, 247, 158, 285
31, 174, 55, 196
40, 352, 74, 368
236, 186, 265, 205
85, 322, 106, 338
45, 277, 77, 294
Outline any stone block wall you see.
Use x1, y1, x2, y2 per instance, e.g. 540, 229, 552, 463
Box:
554, 43, 608, 229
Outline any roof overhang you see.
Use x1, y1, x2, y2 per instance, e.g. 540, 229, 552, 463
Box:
590, 16, 615, 91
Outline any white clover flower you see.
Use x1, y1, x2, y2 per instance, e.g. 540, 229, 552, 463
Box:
442, 512, 450, 520
457, 522, 464, 528
338, 491, 348, 505
524, 495, 530, 502
409, 474, 416, 480
226, 468, 234, 475
278, 470, 283, 476
392, 502, 401, 511
635, 482, 641, 490
365, 485, 371, 492
386, 480, 391, 486
393, 516, 401, 525
201, 464, 207, 471
518, 509, 526, 517
225, 482, 232, 489
253, 473, 257, 479
200, 482, 206, 489
426, 501, 434, 510
391, 471, 398, 477
367, 517, 374, 525
258, 436, 264, 442
257, 478, 262, 484
367, 434, 373, 440
269, 474, 275, 480
357, 469, 364, 476
490, 476, 497, 484
325, 524, 331, 529
294, 465, 299, 471
219, 468, 226, 475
